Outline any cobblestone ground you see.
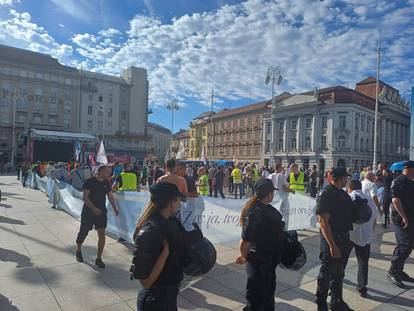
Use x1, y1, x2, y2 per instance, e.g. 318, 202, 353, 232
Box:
0, 175, 413, 311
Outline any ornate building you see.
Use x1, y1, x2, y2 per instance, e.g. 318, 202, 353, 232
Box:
207, 102, 268, 163
172, 129, 190, 159
189, 112, 211, 160
262, 77, 410, 171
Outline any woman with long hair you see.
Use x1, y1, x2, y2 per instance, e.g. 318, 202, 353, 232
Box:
236, 178, 285, 311
131, 182, 185, 311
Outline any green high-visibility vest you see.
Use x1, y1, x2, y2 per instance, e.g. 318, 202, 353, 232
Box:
289, 172, 305, 192
252, 168, 260, 182
119, 172, 137, 191
198, 174, 209, 196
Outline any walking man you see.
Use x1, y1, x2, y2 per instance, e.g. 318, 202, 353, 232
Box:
213, 166, 225, 199
387, 160, 414, 288
316, 167, 354, 311
75, 165, 119, 268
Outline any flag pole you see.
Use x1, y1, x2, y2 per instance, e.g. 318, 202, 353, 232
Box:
373, 31, 381, 171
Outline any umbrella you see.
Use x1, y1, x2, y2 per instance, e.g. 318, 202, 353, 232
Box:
389, 161, 405, 171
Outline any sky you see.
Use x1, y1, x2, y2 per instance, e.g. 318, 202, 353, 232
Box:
0, 0, 413, 133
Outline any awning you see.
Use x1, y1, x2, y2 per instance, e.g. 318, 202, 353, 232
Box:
29, 129, 96, 142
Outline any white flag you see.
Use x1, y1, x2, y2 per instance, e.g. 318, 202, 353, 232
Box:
200, 144, 207, 165
96, 140, 108, 164
164, 148, 170, 164
176, 141, 185, 160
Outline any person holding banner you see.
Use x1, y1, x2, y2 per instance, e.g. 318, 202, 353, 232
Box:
131, 182, 185, 311
75, 165, 119, 268
236, 178, 284, 311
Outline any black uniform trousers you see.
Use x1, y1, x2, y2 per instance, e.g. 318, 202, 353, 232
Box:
244, 257, 278, 311
316, 233, 352, 303
351, 242, 370, 290
137, 284, 179, 311
389, 222, 414, 275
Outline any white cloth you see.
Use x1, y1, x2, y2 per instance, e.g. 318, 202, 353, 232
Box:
349, 190, 378, 246
262, 170, 270, 178
268, 172, 289, 191
361, 179, 378, 199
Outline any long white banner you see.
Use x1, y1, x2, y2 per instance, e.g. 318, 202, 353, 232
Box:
31, 174, 318, 244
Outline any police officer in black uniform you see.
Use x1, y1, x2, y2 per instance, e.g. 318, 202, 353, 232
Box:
236, 178, 285, 311
387, 160, 414, 288
131, 182, 185, 311
315, 167, 354, 311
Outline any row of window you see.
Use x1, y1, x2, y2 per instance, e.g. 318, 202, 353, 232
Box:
216, 115, 262, 130
1, 66, 73, 85
88, 93, 113, 103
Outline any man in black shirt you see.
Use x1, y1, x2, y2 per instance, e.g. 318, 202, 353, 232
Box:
315, 167, 354, 311
213, 166, 225, 199
386, 160, 414, 288
75, 165, 119, 268
381, 169, 394, 228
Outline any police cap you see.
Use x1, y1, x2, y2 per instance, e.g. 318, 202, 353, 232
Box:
403, 160, 414, 169
150, 182, 183, 201
254, 178, 278, 197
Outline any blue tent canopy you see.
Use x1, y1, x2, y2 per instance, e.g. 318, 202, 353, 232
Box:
389, 161, 405, 171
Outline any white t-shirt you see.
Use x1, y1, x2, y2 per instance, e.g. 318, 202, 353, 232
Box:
361, 179, 378, 199
268, 172, 289, 192
349, 190, 378, 246
262, 170, 270, 178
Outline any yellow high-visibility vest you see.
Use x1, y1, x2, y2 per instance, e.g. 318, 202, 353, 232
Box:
232, 168, 242, 184
198, 174, 209, 196
289, 172, 305, 192
252, 168, 260, 182
119, 172, 137, 191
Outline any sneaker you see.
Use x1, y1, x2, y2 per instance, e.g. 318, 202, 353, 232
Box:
75, 251, 83, 263
330, 300, 354, 311
95, 258, 106, 268
357, 287, 367, 298
386, 272, 405, 288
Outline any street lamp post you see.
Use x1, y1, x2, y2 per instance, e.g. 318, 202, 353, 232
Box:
167, 98, 179, 155
265, 66, 283, 168
11, 90, 18, 166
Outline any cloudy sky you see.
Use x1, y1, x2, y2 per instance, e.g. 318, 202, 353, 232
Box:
0, 0, 413, 132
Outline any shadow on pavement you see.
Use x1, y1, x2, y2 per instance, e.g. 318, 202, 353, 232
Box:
0, 203, 13, 209
0, 216, 25, 225
0, 294, 19, 311
0, 247, 33, 268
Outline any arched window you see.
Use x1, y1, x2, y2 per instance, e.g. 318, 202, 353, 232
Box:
290, 137, 297, 150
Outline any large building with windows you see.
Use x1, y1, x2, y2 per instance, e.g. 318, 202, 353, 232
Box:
0, 44, 149, 163
261, 78, 410, 172
146, 122, 171, 161
172, 129, 190, 159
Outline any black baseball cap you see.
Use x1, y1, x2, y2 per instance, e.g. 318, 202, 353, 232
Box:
403, 160, 414, 169
254, 178, 278, 196
330, 167, 349, 179
150, 182, 183, 200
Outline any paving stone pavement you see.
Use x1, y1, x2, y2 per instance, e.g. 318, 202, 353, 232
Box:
0, 175, 413, 311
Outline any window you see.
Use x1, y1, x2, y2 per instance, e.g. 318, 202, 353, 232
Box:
361, 117, 364, 130
88, 106, 93, 115
65, 78, 72, 85
99, 95, 103, 102
50, 89, 57, 98
305, 136, 311, 149
64, 92, 72, 101
360, 138, 364, 151
366, 138, 370, 151
367, 119, 370, 132
321, 116, 327, 129
279, 120, 284, 131
121, 111, 126, 120
108, 94, 113, 103
291, 119, 297, 130
338, 136, 346, 149
89, 94, 93, 101
266, 122, 272, 135
355, 116, 359, 129
87, 120, 93, 130
98, 109, 103, 116
278, 139, 284, 150
321, 136, 327, 149
339, 115, 346, 128
240, 119, 244, 127
98, 120, 103, 130
305, 118, 312, 129
108, 108, 112, 117
232, 120, 237, 127
248, 116, 252, 126
290, 137, 297, 149
265, 139, 270, 152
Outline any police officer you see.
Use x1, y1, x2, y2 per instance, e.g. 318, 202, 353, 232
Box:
315, 167, 354, 311
131, 182, 185, 311
386, 160, 414, 288
113, 163, 138, 191
236, 178, 285, 311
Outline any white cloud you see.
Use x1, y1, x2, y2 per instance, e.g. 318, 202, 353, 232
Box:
98, 28, 121, 37
0, 0, 19, 5
0, 9, 72, 62
48, 0, 95, 21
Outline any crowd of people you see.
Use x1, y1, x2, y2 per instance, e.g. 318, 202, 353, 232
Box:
14, 157, 414, 311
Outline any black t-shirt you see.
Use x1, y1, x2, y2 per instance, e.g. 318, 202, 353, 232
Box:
391, 174, 414, 222
213, 171, 225, 187
315, 184, 353, 235
383, 175, 394, 195
185, 175, 197, 193
242, 202, 285, 258
83, 177, 111, 212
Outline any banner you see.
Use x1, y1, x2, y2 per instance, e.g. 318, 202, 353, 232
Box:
31, 174, 318, 244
